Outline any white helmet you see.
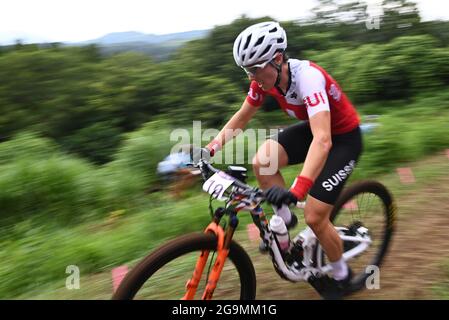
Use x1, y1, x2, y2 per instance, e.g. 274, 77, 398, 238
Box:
233, 21, 287, 68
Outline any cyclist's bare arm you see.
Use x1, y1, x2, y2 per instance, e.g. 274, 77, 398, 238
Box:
211, 100, 258, 147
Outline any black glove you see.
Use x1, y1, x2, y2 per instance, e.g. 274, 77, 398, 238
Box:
263, 186, 298, 208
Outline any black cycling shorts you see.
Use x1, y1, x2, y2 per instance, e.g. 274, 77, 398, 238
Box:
271, 121, 363, 205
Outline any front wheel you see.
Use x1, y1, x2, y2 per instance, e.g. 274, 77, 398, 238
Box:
330, 180, 396, 295
112, 232, 257, 300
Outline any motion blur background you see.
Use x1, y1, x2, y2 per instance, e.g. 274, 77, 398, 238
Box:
0, 0, 448, 299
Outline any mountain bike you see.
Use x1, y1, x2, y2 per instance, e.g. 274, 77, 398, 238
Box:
112, 156, 395, 300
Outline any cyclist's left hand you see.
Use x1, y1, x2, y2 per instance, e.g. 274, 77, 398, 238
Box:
263, 186, 298, 208
190, 146, 212, 163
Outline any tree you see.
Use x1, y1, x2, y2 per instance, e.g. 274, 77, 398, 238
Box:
379, 0, 421, 40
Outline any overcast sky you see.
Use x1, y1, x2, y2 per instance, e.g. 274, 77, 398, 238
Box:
1, 0, 448, 44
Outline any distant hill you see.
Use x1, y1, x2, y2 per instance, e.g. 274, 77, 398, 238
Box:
1, 29, 209, 61
71, 30, 210, 61
77, 30, 209, 45
95, 41, 187, 61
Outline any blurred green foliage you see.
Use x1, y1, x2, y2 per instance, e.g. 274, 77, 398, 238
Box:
1, 8, 449, 164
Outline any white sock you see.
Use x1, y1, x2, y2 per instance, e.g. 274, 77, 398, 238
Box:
272, 204, 292, 225
331, 258, 348, 281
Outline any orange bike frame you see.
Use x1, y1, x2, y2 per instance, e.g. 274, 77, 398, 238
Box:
182, 222, 230, 300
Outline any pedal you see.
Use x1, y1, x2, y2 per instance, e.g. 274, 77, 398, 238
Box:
307, 274, 326, 294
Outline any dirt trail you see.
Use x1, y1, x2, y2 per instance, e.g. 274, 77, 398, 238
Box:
25, 154, 448, 300
235, 155, 449, 300
352, 176, 449, 299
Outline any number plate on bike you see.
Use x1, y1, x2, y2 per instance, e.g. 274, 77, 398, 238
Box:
202, 171, 236, 200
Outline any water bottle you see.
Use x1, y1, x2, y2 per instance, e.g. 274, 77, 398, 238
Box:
269, 215, 290, 252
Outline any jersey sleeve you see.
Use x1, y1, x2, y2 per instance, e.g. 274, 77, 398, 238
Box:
298, 66, 330, 118
245, 81, 266, 107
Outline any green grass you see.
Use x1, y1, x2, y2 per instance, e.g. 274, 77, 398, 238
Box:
6, 149, 448, 300
1, 92, 449, 299
0, 191, 215, 298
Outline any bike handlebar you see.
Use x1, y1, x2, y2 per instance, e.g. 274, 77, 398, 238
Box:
191, 158, 303, 208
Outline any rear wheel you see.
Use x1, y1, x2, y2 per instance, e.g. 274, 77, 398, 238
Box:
112, 232, 257, 300
330, 180, 396, 295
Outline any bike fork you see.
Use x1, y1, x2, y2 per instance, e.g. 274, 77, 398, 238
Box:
182, 209, 238, 300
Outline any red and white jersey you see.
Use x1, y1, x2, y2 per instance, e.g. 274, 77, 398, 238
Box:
245, 59, 360, 135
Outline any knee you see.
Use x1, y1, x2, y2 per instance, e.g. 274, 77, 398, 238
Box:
304, 209, 328, 233
251, 154, 259, 169
252, 154, 269, 174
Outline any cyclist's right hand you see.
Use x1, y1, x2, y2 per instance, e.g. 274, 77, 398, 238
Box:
263, 185, 298, 208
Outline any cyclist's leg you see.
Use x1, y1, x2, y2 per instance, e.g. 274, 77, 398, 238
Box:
253, 122, 313, 229
252, 139, 289, 189
252, 121, 313, 189
304, 196, 342, 261
305, 127, 363, 279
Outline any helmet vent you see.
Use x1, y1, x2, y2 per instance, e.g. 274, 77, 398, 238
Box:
233, 21, 287, 67
243, 34, 252, 50
260, 44, 272, 57
255, 36, 265, 46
